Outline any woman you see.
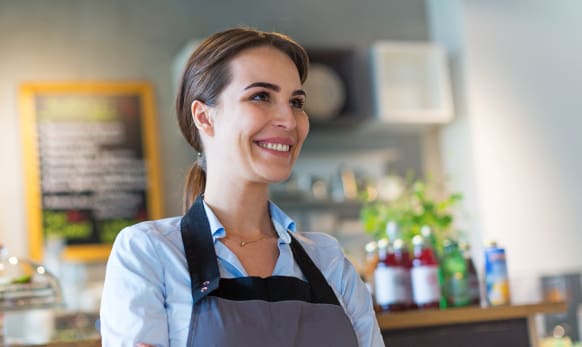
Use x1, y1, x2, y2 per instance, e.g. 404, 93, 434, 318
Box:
100, 27, 383, 347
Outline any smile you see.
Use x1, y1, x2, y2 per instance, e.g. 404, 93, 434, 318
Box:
257, 142, 291, 152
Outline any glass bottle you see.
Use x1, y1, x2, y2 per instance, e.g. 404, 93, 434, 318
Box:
460, 242, 481, 306
411, 234, 441, 309
420, 225, 446, 308
420, 225, 438, 254
363, 241, 378, 296
373, 222, 414, 312
387, 222, 415, 310
442, 239, 470, 307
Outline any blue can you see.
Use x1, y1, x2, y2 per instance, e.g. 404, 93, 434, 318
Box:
484, 243, 511, 306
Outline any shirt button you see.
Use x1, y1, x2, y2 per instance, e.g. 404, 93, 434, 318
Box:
202, 280, 210, 286
200, 286, 208, 293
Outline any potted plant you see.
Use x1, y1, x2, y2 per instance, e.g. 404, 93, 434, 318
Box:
360, 175, 463, 255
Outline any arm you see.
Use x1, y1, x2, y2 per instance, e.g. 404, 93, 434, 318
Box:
339, 256, 385, 347
299, 232, 384, 347
100, 225, 169, 346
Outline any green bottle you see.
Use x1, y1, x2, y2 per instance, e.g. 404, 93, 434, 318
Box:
420, 226, 446, 309
442, 239, 471, 307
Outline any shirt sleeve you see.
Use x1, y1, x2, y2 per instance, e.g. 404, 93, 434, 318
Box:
338, 255, 385, 347
298, 232, 385, 347
100, 224, 169, 347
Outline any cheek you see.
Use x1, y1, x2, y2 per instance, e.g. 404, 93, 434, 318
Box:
234, 104, 265, 129
216, 107, 247, 137
298, 115, 310, 142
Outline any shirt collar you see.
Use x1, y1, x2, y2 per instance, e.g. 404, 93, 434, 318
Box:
268, 200, 295, 244
202, 200, 296, 244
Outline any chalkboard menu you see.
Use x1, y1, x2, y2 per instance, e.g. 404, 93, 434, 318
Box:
20, 83, 163, 262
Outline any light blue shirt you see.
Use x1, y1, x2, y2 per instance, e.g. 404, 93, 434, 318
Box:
100, 201, 384, 346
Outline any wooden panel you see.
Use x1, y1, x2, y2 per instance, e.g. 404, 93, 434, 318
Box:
382, 318, 530, 347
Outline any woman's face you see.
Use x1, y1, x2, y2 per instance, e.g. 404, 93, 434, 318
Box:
204, 45, 309, 185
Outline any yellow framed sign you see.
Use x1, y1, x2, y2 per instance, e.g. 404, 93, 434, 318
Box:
20, 82, 164, 262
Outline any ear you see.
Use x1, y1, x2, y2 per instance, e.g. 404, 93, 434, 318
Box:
191, 100, 215, 136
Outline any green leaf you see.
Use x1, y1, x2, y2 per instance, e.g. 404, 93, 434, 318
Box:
359, 175, 464, 245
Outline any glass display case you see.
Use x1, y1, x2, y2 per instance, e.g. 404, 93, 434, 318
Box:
0, 246, 63, 344
0, 248, 62, 311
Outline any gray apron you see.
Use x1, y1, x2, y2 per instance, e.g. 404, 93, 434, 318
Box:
180, 196, 359, 346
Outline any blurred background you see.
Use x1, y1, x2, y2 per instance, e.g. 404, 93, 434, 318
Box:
1, 0, 582, 344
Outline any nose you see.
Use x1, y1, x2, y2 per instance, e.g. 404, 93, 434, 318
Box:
273, 103, 297, 130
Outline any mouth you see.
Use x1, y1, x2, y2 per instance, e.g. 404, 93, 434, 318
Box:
256, 142, 291, 152
254, 138, 295, 155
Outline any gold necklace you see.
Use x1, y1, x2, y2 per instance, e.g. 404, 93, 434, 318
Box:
223, 234, 271, 247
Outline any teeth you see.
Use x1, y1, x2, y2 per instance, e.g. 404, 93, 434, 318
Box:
258, 142, 290, 152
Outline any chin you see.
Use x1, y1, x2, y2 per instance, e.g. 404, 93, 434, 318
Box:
270, 173, 292, 183
261, 170, 292, 184
250, 161, 295, 184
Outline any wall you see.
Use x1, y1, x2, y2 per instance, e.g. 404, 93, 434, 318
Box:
0, 0, 428, 258
433, 0, 582, 303
426, 0, 482, 287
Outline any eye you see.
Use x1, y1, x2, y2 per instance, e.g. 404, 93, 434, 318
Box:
290, 98, 305, 110
250, 91, 270, 102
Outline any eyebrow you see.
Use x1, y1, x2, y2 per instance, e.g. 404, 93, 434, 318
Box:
244, 82, 306, 97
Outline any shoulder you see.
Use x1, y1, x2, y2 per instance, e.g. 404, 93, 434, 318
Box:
115, 216, 182, 243
111, 216, 184, 259
105, 215, 190, 291
292, 231, 342, 250
291, 231, 345, 268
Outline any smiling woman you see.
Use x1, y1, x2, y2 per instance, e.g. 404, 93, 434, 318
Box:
100, 27, 384, 347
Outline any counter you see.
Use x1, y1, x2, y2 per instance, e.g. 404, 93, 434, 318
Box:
2, 302, 566, 346
2, 340, 102, 347
378, 301, 567, 347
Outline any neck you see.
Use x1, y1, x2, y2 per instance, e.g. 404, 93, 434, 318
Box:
203, 176, 272, 238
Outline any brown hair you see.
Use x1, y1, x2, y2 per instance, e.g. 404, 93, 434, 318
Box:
176, 27, 309, 212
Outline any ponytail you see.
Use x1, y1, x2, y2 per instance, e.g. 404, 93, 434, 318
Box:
183, 161, 206, 213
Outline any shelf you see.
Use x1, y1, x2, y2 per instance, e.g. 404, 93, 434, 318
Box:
272, 199, 363, 219
376, 301, 567, 330
273, 199, 362, 209
308, 114, 370, 131
308, 117, 434, 134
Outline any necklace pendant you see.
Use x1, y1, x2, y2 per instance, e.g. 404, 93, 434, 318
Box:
240, 241, 246, 247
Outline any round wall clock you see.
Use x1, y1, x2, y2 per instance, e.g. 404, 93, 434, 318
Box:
303, 63, 346, 121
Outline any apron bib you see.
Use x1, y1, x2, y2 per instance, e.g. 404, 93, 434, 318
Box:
180, 196, 359, 347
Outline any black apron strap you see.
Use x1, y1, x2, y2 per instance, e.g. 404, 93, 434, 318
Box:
288, 234, 341, 306
180, 195, 220, 304
180, 195, 341, 307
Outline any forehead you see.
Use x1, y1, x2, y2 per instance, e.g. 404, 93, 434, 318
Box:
226, 46, 302, 89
